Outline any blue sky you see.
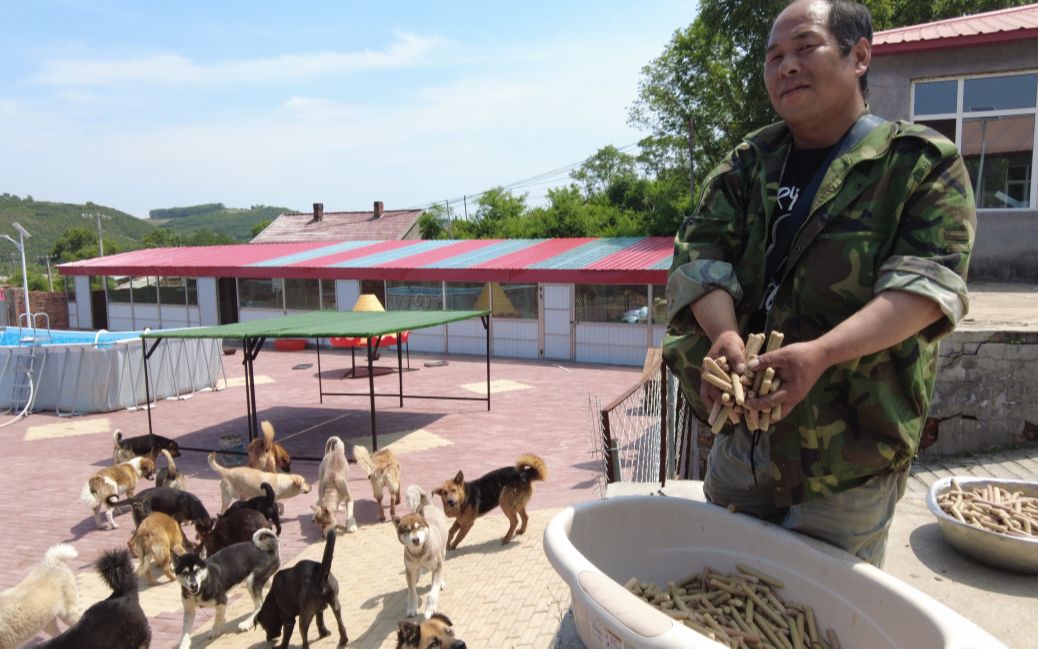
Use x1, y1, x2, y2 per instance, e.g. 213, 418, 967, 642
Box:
0, 1, 694, 218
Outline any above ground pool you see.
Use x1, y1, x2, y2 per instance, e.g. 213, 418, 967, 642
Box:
0, 326, 224, 415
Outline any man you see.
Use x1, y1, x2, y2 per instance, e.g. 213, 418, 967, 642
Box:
663, 0, 975, 567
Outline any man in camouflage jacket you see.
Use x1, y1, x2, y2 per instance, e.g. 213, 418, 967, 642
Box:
664, 0, 975, 565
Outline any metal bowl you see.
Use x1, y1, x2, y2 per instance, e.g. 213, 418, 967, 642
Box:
926, 476, 1038, 574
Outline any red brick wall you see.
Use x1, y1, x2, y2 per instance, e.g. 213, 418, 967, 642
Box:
6, 289, 70, 330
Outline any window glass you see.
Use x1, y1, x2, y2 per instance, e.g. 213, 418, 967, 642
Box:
914, 80, 957, 115
575, 284, 649, 324
915, 118, 956, 142
320, 280, 336, 311
239, 278, 284, 309
964, 74, 1038, 112
186, 278, 198, 306
962, 114, 1034, 208
386, 281, 443, 311
360, 280, 386, 310
133, 276, 158, 304
108, 276, 132, 303
651, 284, 668, 325
285, 278, 320, 311
497, 283, 537, 319
445, 282, 484, 310
64, 276, 75, 302
157, 277, 186, 305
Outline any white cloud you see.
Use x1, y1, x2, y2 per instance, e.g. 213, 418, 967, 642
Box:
35, 31, 449, 87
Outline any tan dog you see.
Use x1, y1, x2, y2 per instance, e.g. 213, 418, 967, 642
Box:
207, 452, 310, 513
353, 444, 401, 522
247, 420, 292, 473
0, 544, 80, 647
433, 454, 547, 550
311, 436, 356, 535
156, 448, 187, 490
80, 456, 157, 530
396, 613, 466, 649
128, 511, 187, 585
395, 485, 449, 619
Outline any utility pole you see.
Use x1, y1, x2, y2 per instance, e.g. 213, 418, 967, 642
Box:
37, 255, 55, 292
444, 200, 453, 238
82, 212, 111, 257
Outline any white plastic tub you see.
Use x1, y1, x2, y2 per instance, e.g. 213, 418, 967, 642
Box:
544, 495, 1005, 649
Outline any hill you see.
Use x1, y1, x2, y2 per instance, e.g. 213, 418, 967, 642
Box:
0, 193, 156, 271
152, 204, 292, 240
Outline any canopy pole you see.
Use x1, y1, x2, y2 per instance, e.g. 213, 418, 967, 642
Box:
367, 337, 377, 450
316, 338, 323, 404
141, 338, 163, 440
396, 332, 403, 408
248, 337, 265, 440
242, 338, 253, 441
482, 315, 491, 411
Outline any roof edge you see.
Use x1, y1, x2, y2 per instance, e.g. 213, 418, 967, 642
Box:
873, 27, 1038, 55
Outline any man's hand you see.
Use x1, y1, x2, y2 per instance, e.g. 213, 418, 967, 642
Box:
701, 330, 746, 410
745, 340, 828, 420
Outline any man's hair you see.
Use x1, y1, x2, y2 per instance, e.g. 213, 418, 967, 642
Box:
791, 0, 873, 96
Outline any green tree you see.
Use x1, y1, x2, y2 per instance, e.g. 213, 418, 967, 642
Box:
570, 145, 638, 198
250, 219, 273, 238
419, 205, 450, 239
142, 228, 181, 248
51, 228, 101, 262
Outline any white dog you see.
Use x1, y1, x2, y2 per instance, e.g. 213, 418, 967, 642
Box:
311, 436, 356, 535
0, 544, 80, 648
393, 485, 450, 619
207, 452, 311, 513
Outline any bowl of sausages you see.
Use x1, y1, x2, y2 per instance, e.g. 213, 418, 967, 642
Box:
927, 476, 1038, 573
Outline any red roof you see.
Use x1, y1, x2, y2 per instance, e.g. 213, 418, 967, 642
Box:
874, 4, 1038, 55
57, 237, 674, 286
251, 208, 424, 243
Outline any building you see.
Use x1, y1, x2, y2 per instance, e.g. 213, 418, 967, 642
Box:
58, 237, 671, 367
251, 201, 425, 243
869, 4, 1038, 281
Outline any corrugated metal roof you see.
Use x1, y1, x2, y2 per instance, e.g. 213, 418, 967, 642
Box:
874, 4, 1038, 55
58, 237, 674, 285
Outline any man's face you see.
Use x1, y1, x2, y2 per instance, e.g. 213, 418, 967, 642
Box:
764, 0, 867, 138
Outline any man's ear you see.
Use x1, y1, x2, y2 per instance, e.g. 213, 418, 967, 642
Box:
852, 36, 870, 80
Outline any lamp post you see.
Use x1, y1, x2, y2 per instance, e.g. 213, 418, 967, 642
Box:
2, 222, 32, 324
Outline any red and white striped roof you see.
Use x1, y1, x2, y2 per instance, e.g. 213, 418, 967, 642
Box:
873, 4, 1038, 55
58, 237, 674, 285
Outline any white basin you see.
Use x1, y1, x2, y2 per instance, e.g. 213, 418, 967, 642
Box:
543, 495, 1006, 649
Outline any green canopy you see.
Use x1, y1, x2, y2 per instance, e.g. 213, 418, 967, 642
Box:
141, 309, 489, 340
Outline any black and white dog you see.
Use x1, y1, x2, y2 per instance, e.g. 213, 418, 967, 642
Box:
255, 529, 349, 648
34, 549, 150, 649
224, 482, 282, 535
174, 528, 280, 649
107, 486, 213, 545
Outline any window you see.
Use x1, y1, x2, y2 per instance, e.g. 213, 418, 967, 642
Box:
387, 281, 443, 311
239, 278, 284, 309
186, 278, 198, 306
157, 277, 186, 305
108, 276, 132, 304
285, 278, 320, 311
320, 280, 336, 311
360, 280, 386, 310
64, 276, 75, 303
575, 284, 649, 324
912, 72, 1038, 209
651, 284, 668, 325
133, 277, 158, 304
445, 282, 484, 310
497, 283, 537, 319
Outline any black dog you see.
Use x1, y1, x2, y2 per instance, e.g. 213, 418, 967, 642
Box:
112, 429, 181, 462
174, 529, 280, 649
225, 482, 281, 534
256, 529, 348, 648
107, 486, 212, 529
198, 508, 273, 557
34, 549, 150, 649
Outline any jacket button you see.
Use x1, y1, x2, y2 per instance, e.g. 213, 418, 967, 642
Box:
794, 246, 802, 253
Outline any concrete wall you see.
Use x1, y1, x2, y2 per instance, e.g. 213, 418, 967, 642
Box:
869, 43, 1038, 283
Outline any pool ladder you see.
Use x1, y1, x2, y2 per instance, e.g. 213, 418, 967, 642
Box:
9, 346, 38, 415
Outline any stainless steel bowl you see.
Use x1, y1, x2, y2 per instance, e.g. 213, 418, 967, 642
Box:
926, 476, 1038, 574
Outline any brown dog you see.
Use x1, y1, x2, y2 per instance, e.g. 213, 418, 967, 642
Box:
353, 444, 401, 522
247, 420, 292, 473
396, 613, 466, 649
127, 511, 187, 585
432, 454, 546, 550
80, 456, 157, 530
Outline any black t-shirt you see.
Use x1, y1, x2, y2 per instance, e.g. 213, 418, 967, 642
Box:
759, 144, 834, 317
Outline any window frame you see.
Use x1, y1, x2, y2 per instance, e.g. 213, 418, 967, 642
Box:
911, 70, 1038, 210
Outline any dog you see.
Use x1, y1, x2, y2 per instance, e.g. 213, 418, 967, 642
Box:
247, 420, 292, 473
432, 454, 547, 550
311, 436, 356, 535
254, 529, 348, 648
394, 485, 450, 619
106, 485, 213, 533
224, 482, 282, 535
127, 511, 187, 585
80, 456, 157, 530
0, 544, 80, 648
33, 549, 150, 649
353, 444, 401, 522
197, 507, 274, 557
396, 613, 466, 649
155, 448, 187, 490
208, 452, 310, 513
112, 429, 180, 463
174, 528, 280, 649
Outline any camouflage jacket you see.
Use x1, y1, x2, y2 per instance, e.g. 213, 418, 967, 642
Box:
663, 119, 975, 506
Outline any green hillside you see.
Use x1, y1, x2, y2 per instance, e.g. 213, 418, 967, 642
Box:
0, 193, 155, 272
154, 204, 291, 240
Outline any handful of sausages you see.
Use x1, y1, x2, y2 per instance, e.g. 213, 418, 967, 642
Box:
703, 331, 785, 434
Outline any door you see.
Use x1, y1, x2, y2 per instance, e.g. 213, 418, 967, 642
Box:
541, 284, 573, 361
218, 278, 239, 325
91, 289, 108, 330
